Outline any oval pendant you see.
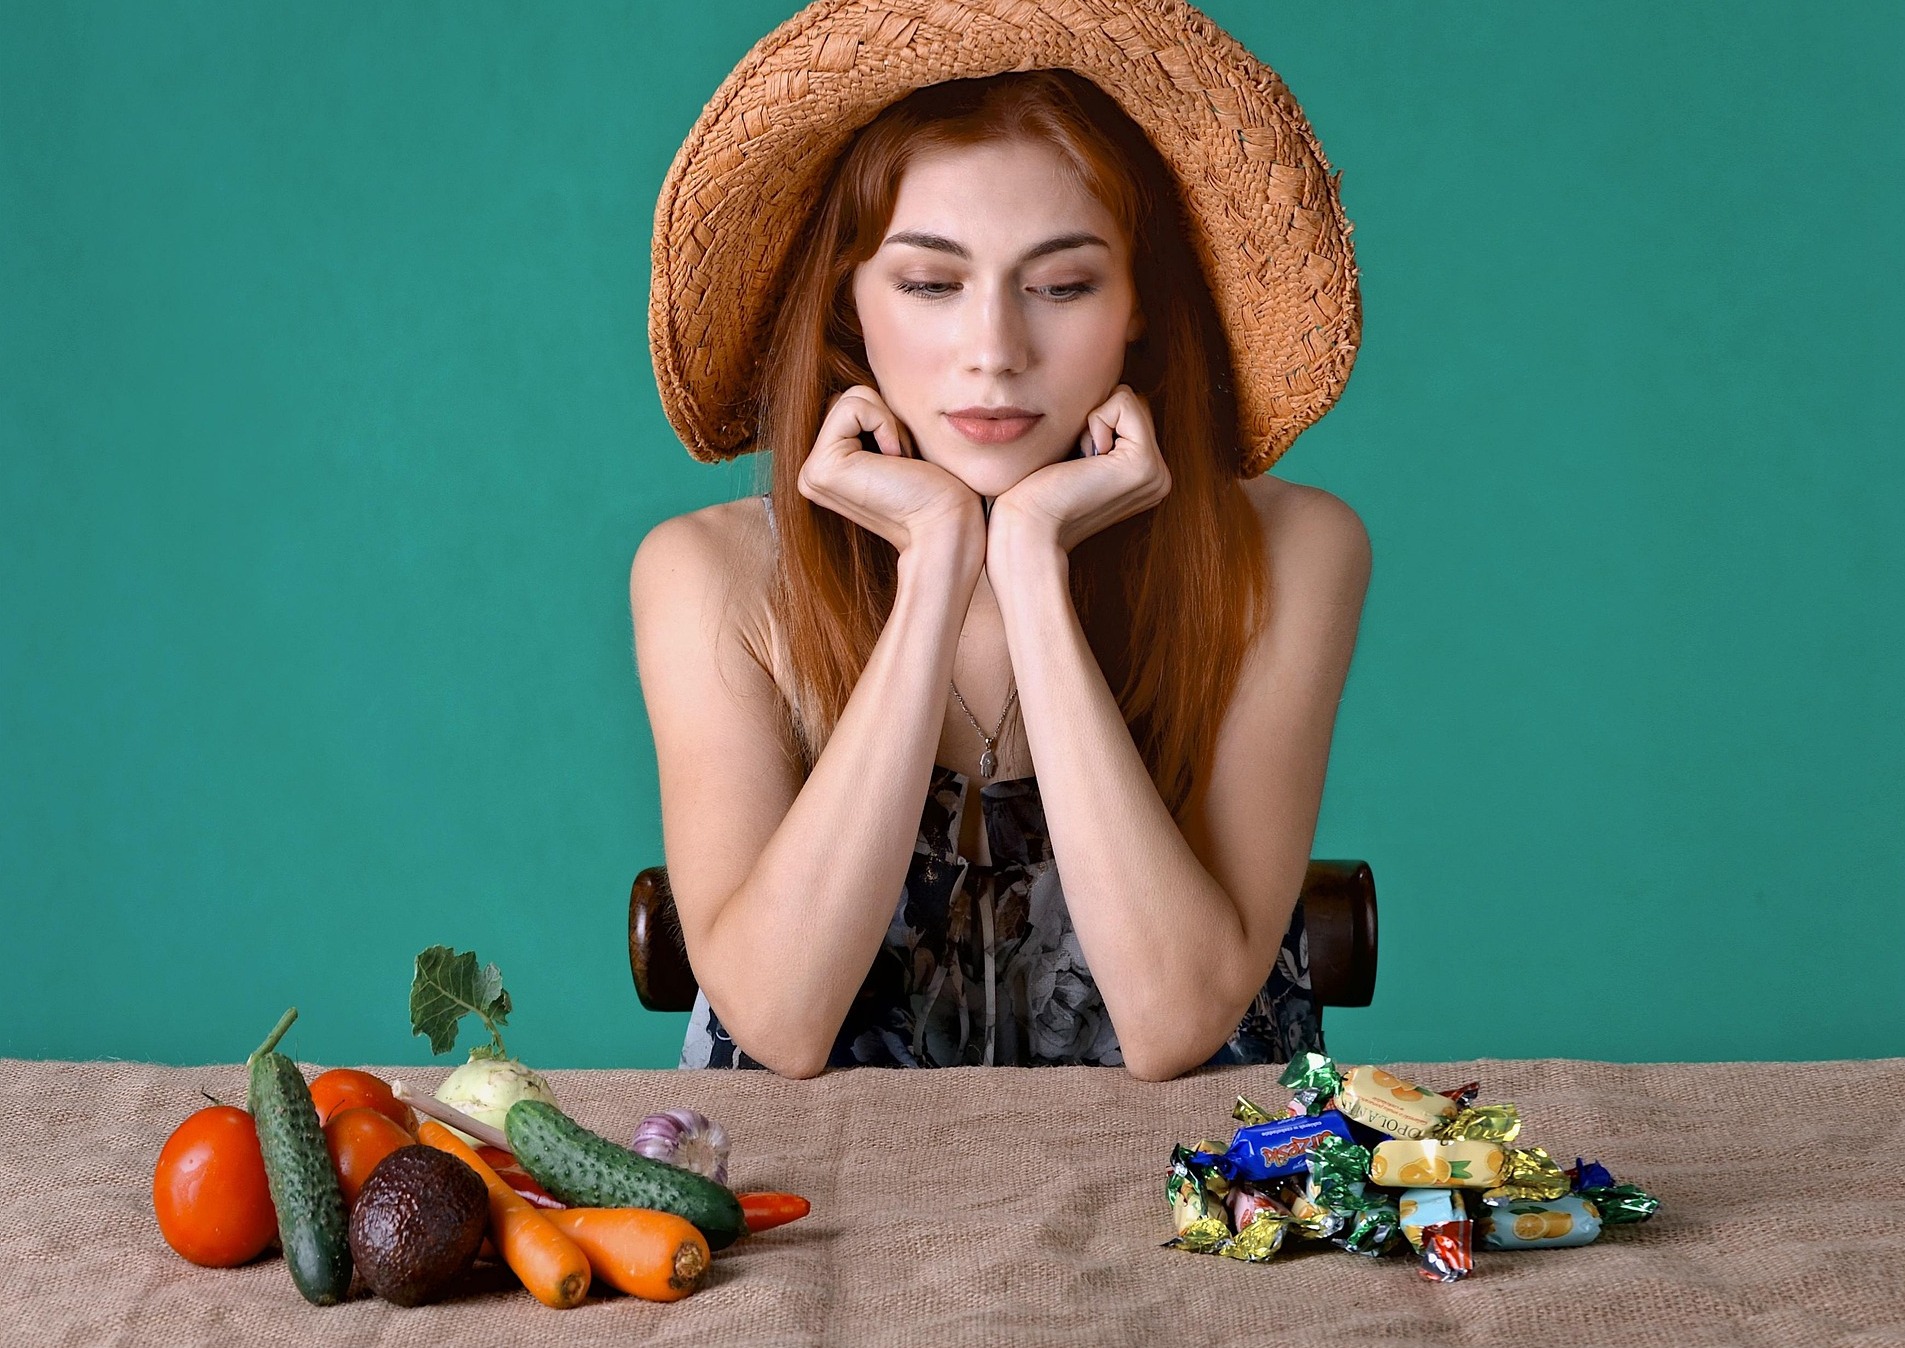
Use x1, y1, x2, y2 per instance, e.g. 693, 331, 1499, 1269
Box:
979, 748, 997, 780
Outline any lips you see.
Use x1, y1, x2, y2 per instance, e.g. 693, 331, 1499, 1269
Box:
945, 411, 1043, 444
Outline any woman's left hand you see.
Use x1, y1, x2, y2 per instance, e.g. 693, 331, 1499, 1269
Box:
989, 384, 1172, 554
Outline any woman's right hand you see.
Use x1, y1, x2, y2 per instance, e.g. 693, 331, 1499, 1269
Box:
797, 385, 983, 556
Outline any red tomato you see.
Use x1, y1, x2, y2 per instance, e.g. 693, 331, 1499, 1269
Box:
153, 1105, 279, 1267
308, 1068, 412, 1130
323, 1106, 416, 1206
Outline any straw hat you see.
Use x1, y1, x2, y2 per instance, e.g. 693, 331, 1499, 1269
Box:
649, 0, 1360, 479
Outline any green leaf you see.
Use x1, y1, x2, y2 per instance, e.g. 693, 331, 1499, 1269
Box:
409, 945, 511, 1058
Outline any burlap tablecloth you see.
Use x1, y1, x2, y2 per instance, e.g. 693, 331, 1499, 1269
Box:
4, 1056, 1903, 1347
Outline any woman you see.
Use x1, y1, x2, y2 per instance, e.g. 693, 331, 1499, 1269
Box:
632, 1, 1370, 1080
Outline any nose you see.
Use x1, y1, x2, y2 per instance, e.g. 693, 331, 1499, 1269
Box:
962, 278, 1031, 377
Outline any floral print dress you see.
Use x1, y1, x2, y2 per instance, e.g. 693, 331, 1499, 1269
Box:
677, 492, 1323, 1071
678, 765, 1325, 1070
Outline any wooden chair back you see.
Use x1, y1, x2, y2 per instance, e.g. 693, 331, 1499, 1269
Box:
629, 860, 1377, 1016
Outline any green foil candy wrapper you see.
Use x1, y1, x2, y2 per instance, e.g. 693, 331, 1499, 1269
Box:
1286, 1086, 1330, 1117
1304, 1134, 1373, 1211
1300, 1134, 1403, 1257
1168, 1146, 1222, 1228
1577, 1182, 1661, 1224
1335, 1195, 1404, 1257
1164, 1144, 1235, 1254
1438, 1102, 1522, 1144
1482, 1145, 1571, 1203
1278, 1051, 1343, 1099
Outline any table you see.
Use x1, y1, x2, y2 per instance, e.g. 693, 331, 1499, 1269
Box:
4, 1056, 1902, 1346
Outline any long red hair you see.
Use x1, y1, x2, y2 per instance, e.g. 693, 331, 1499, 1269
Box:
751, 69, 1267, 822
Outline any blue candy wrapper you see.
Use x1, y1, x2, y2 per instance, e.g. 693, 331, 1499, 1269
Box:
1193, 1109, 1357, 1182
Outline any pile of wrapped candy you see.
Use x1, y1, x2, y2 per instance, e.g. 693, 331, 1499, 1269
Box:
1162, 1053, 1660, 1282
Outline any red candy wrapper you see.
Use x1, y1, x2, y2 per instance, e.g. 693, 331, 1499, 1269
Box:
1419, 1219, 1474, 1282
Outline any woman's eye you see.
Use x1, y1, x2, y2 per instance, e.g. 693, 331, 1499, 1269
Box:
892, 280, 1099, 301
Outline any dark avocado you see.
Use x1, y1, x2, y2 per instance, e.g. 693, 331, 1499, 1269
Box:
347, 1144, 489, 1306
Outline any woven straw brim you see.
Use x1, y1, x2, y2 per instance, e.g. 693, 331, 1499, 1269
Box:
649, 0, 1361, 478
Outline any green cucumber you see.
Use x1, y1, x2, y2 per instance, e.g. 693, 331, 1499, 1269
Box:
505, 1099, 746, 1249
247, 1008, 352, 1305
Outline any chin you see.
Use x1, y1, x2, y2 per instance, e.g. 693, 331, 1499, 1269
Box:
924, 439, 1068, 499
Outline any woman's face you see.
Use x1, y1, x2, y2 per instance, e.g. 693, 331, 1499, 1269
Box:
850, 137, 1144, 499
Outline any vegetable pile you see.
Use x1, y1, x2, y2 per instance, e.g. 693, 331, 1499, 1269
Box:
150, 946, 810, 1309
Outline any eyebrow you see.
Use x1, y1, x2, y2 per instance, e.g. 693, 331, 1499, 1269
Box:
879, 229, 1111, 263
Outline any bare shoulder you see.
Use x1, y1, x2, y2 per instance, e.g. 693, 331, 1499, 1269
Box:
630, 497, 771, 587
1240, 474, 1372, 587
630, 495, 782, 695
630, 497, 775, 621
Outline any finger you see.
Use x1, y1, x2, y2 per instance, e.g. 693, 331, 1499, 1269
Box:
833, 391, 900, 457
1093, 387, 1156, 457
849, 389, 908, 457
872, 405, 910, 458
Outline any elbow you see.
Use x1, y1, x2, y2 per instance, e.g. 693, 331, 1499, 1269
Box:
1119, 1034, 1210, 1083
1121, 1053, 1186, 1084
697, 986, 834, 1080
746, 1042, 831, 1081
1118, 994, 1253, 1083
690, 907, 836, 1080
712, 1023, 832, 1080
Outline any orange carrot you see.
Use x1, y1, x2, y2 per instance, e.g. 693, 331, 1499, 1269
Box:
542, 1208, 710, 1302
416, 1119, 591, 1308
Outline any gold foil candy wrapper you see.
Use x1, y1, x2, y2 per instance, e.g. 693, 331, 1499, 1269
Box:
1164, 1215, 1234, 1254
1163, 1146, 1293, 1262
1438, 1102, 1522, 1144
1164, 1211, 1291, 1262
1368, 1138, 1508, 1189
1217, 1211, 1289, 1262
1482, 1145, 1570, 1203
1334, 1065, 1459, 1139
1232, 1094, 1274, 1126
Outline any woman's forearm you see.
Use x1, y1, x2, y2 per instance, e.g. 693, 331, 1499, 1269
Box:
986, 517, 1254, 1081
695, 531, 984, 1077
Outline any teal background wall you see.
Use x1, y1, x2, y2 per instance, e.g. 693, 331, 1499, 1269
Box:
4, 2, 1899, 1069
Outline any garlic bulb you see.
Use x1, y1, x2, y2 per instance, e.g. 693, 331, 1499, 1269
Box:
630, 1107, 730, 1185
